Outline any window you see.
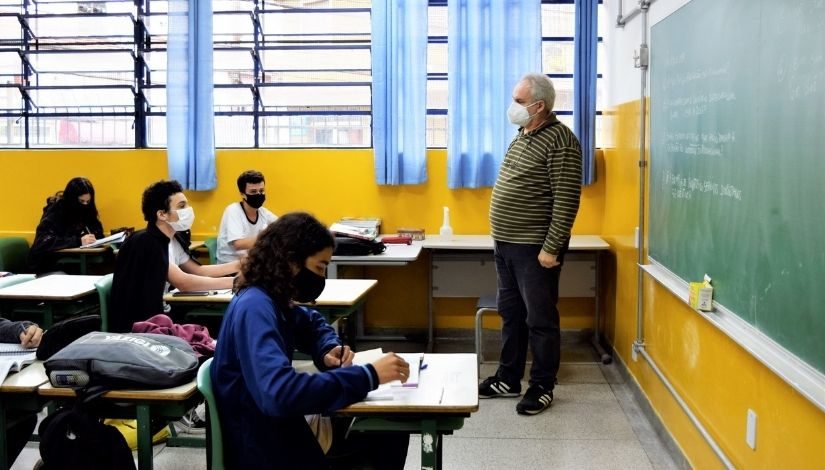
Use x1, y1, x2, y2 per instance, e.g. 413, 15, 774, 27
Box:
540, 0, 606, 146
423, 0, 606, 148
0, 0, 139, 148
0, 0, 604, 149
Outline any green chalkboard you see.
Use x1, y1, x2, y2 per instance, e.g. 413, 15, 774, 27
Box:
650, 0, 825, 375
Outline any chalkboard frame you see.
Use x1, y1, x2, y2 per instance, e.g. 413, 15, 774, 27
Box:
646, 0, 825, 411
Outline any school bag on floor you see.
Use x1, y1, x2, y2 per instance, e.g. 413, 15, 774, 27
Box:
38, 388, 137, 470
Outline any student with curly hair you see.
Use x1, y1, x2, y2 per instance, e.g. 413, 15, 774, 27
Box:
212, 212, 411, 469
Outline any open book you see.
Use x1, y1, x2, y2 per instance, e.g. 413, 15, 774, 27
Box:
80, 231, 126, 248
353, 349, 425, 400
0, 343, 37, 384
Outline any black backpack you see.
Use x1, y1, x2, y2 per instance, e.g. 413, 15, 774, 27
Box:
44, 332, 199, 389
38, 388, 136, 470
36, 314, 101, 361
333, 236, 386, 256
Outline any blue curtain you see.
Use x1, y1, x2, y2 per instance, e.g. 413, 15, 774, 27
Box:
574, 0, 598, 185
447, 0, 542, 189
167, 0, 216, 190
371, 0, 428, 185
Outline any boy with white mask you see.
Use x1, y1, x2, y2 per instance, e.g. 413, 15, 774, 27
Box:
111, 180, 240, 334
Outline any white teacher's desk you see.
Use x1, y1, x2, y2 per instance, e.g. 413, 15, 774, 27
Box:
422, 235, 611, 361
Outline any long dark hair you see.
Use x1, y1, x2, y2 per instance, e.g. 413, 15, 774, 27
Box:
47, 177, 99, 222
236, 212, 334, 311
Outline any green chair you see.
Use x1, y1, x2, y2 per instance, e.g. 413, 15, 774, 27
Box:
0, 237, 30, 273
204, 237, 218, 265
197, 358, 224, 470
94, 273, 114, 332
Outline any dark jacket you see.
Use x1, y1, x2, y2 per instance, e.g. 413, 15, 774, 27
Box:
27, 200, 104, 274
212, 286, 379, 470
110, 224, 191, 333
0, 318, 34, 343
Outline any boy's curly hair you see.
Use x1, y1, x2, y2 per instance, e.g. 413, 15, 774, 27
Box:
236, 212, 334, 310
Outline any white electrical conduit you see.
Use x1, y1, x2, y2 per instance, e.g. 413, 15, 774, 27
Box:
619, 1, 735, 468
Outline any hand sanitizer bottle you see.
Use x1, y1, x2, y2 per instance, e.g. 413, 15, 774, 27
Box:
439, 206, 453, 240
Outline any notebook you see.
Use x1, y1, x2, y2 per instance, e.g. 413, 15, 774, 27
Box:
0, 344, 37, 383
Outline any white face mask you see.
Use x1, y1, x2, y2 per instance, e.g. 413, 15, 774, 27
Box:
507, 101, 540, 127
167, 206, 195, 232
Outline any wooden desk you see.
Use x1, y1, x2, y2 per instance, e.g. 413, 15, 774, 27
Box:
422, 235, 612, 361
337, 353, 479, 470
164, 279, 378, 331
39, 378, 201, 470
0, 362, 49, 470
0, 275, 101, 327
56, 246, 111, 274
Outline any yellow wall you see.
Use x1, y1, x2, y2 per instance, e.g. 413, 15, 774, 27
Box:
603, 100, 825, 469
0, 147, 604, 329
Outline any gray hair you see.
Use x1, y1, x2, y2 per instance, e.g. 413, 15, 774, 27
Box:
521, 73, 556, 111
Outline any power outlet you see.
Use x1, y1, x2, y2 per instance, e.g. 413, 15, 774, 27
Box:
746, 409, 757, 450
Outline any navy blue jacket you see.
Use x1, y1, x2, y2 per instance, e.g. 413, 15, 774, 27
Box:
212, 286, 377, 470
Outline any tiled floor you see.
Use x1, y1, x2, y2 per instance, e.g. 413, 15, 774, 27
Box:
12, 331, 684, 470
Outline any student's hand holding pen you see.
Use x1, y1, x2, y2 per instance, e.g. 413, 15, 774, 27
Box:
323, 344, 354, 368
19, 324, 43, 349
372, 353, 411, 384
80, 227, 96, 246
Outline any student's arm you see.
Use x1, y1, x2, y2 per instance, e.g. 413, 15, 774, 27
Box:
167, 262, 235, 292
0, 318, 34, 343
233, 299, 375, 417
179, 258, 240, 277
229, 236, 256, 251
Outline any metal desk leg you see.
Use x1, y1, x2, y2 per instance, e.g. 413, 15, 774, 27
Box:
591, 251, 612, 364
136, 404, 153, 470
0, 403, 8, 470
426, 253, 434, 353
420, 418, 438, 470
43, 303, 55, 329
79, 254, 88, 275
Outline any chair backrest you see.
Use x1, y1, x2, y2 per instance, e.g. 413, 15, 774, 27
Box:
197, 358, 224, 470
204, 237, 218, 265
0, 237, 30, 273
94, 273, 114, 332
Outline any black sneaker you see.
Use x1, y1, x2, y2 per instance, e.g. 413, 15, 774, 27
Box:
516, 384, 553, 415
478, 376, 521, 398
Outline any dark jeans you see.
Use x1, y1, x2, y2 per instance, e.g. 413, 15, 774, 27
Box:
5, 412, 36, 468
494, 241, 566, 389
327, 417, 409, 470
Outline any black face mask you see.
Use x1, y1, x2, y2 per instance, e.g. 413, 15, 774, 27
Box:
245, 193, 266, 209
293, 266, 326, 303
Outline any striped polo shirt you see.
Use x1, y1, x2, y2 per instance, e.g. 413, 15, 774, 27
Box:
490, 113, 583, 255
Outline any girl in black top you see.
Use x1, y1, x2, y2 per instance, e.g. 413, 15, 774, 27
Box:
27, 177, 104, 274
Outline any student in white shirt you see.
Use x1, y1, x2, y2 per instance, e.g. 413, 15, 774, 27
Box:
217, 170, 278, 264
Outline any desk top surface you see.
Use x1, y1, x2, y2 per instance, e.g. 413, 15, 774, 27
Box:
339, 353, 479, 415
164, 278, 378, 306
332, 241, 424, 263
422, 234, 609, 251
0, 361, 48, 393
38, 377, 198, 401
57, 246, 109, 254
0, 274, 102, 300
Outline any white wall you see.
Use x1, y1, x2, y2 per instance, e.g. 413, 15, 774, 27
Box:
604, 0, 694, 107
